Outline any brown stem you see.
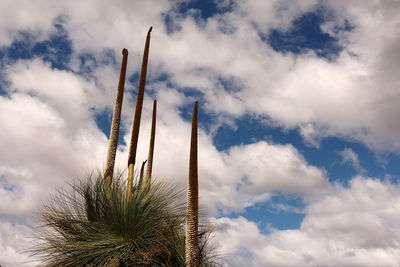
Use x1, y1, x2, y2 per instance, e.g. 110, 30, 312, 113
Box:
138, 160, 147, 188
145, 99, 157, 184
104, 48, 128, 190
127, 27, 152, 198
186, 101, 199, 267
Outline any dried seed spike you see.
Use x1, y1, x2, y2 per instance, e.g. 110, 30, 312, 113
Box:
186, 101, 199, 267
127, 28, 152, 198
105, 48, 128, 191
145, 100, 157, 184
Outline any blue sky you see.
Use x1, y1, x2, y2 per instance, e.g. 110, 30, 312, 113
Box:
1, 0, 400, 266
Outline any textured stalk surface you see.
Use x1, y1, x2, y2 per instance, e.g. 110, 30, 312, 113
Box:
127, 26, 152, 197
104, 48, 128, 189
186, 101, 199, 267
126, 164, 134, 198
145, 100, 157, 184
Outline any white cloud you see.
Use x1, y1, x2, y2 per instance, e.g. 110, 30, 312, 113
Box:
234, 0, 319, 33
339, 147, 365, 173
212, 176, 400, 266
0, 60, 109, 222
0, 0, 399, 265
1, 0, 399, 151
0, 220, 38, 266
0, 57, 330, 264
150, 0, 400, 151
120, 84, 330, 214
0, 0, 61, 47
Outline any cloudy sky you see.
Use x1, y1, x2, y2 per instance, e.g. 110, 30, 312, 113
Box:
1, 0, 400, 266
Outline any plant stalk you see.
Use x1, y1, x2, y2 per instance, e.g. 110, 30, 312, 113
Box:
145, 99, 157, 185
186, 101, 199, 267
127, 26, 152, 198
105, 48, 128, 192
138, 160, 147, 188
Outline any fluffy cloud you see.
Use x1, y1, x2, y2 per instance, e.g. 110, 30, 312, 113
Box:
212, 176, 400, 266
0, 0, 171, 50
0, 220, 38, 266
0, 59, 108, 223
339, 147, 365, 173
0, 0, 399, 266
233, 0, 319, 33
0, 57, 329, 264
0, 0, 60, 47
2, 0, 399, 150
121, 85, 330, 214
150, 0, 400, 151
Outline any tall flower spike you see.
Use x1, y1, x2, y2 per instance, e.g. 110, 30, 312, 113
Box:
186, 101, 199, 267
104, 48, 128, 191
145, 99, 157, 185
127, 26, 152, 198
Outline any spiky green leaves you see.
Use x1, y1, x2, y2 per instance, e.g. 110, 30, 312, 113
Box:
31, 172, 184, 266
30, 172, 219, 266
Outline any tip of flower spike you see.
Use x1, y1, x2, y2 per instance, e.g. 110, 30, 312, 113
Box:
122, 48, 128, 55
148, 26, 153, 34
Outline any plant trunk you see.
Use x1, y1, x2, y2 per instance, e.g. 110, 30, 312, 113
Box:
186, 101, 199, 267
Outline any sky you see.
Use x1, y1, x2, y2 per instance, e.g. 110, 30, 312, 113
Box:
1, 0, 400, 266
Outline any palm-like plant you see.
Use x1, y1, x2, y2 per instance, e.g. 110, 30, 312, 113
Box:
30, 172, 219, 266
30, 26, 220, 266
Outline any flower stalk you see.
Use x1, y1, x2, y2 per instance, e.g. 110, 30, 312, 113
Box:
105, 48, 128, 192
138, 160, 147, 188
127, 26, 152, 198
186, 101, 199, 267
145, 99, 157, 185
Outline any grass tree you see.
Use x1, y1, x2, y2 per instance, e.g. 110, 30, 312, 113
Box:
104, 48, 128, 191
145, 99, 157, 184
186, 101, 199, 267
30, 172, 219, 266
127, 26, 152, 198
30, 27, 220, 266
31, 172, 185, 266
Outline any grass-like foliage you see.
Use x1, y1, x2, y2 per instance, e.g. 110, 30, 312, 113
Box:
30, 172, 219, 266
